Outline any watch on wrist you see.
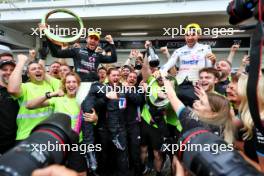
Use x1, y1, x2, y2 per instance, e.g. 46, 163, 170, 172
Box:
45, 92, 52, 99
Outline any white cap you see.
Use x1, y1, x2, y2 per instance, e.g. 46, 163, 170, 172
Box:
0, 44, 13, 57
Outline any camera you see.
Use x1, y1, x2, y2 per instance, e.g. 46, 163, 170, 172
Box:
0, 113, 78, 176
177, 127, 263, 176
227, 0, 258, 25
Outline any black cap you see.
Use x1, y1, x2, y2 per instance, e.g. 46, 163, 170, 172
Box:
0, 60, 16, 69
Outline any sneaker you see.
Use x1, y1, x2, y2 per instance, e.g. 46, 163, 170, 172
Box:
142, 165, 153, 175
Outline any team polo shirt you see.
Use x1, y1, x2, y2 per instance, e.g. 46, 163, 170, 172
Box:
15, 78, 59, 140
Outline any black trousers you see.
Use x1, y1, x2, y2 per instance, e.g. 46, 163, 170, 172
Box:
97, 127, 129, 176
126, 123, 142, 176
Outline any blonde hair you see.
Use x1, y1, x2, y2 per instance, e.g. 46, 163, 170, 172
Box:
238, 74, 264, 140
198, 93, 235, 143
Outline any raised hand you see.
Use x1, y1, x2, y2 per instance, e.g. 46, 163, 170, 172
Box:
105, 35, 114, 44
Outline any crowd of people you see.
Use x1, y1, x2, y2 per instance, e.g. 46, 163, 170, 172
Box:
0, 26, 264, 176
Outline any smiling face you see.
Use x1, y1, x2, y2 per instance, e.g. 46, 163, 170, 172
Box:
121, 67, 131, 78
65, 75, 80, 97
108, 69, 120, 85
185, 31, 199, 48
49, 62, 61, 79
98, 68, 107, 83
27, 63, 45, 83
226, 81, 240, 106
86, 36, 99, 50
59, 65, 71, 79
215, 60, 231, 79
127, 72, 137, 86
199, 71, 218, 92
0, 64, 15, 85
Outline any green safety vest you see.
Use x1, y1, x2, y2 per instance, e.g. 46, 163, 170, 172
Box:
15, 78, 60, 140
49, 95, 83, 141
141, 76, 182, 131
49, 95, 80, 129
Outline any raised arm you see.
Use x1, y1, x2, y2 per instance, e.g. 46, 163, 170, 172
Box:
227, 44, 240, 64
160, 50, 179, 73
124, 49, 138, 66
236, 55, 249, 76
160, 46, 171, 60
38, 24, 77, 59
8, 54, 28, 97
99, 35, 117, 63
163, 78, 184, 113
141, 53, 152, 81
47, 39, 77, 58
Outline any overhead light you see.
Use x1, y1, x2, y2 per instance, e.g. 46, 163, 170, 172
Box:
121, 32, 148, 36
232, 29, 246, 33
213, 29, 246, 34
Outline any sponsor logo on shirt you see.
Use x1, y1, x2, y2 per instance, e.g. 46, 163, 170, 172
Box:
79, 49, 88, 54
81, 60, 95, 71
182, 51, 191, 55
181, 60, 199, 65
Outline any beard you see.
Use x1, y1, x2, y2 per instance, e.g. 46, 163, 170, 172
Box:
218, 71, 229, 80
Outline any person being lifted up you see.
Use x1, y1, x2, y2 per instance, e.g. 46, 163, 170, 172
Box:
40, 24, 117, 104
161, 25, 216, 84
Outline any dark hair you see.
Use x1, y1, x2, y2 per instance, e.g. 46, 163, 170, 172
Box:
60, 63, 72, 71
97, 67, 107, 72
122, 65, 132, 71
231, 73, 240, 83
26, 61, 43, 74
128, 71, 137, 76
199, 67, 220, 79
50, 61, 61, 67
107, 67, 119, 75
136, 55, 143, 62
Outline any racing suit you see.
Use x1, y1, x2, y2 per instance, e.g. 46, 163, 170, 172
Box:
47, 40, 117, 82
161, 42, 212, 84
82, 82, 140, 176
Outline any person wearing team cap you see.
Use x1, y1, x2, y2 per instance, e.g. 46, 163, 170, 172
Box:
0, 59, 19, 154
161, 23, 216, 84
44, 30, 117, 104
